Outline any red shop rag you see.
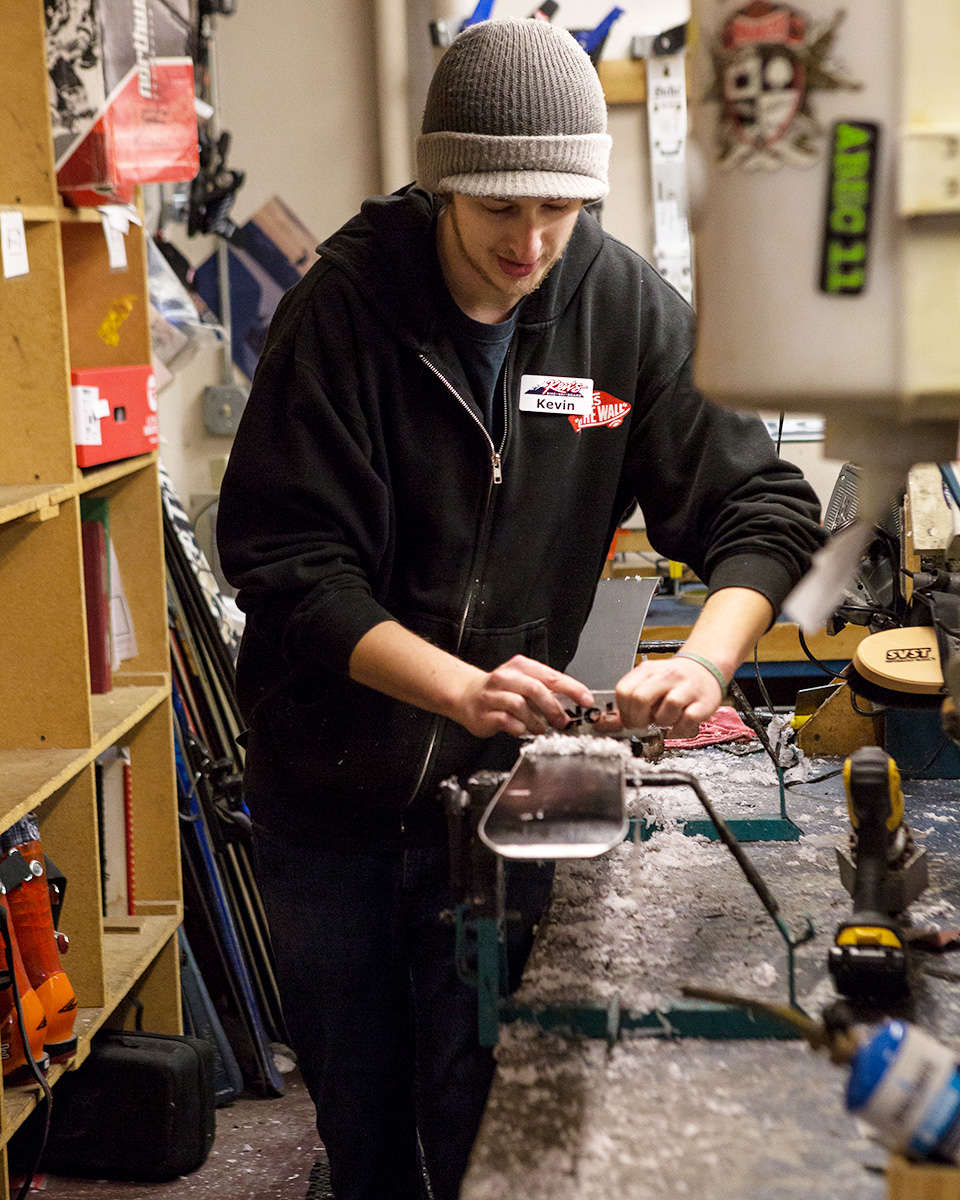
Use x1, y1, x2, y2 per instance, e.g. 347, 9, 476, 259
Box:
663, 705, 758, 750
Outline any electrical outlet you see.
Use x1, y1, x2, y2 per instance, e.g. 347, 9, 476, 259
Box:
202, 383, 248, 437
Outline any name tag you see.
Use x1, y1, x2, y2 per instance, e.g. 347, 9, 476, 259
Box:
518, 374, 594, 416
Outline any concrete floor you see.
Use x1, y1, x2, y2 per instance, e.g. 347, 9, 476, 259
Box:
19, 1068, 327, 1200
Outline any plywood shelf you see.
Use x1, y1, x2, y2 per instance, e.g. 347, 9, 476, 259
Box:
643, 621, 868, 665
1, 6, 182, 1168
4, 1061, 75, 1140
56, 206, 109, 224
74, 452, 157, 494
100, 914, 183, 1012
2, 915, 181, 1139
90, 679, 171, 748
0, 456, 159, 528
0, 747, 89, 820
0, 484, 58, 527
0, 205, 59, 223
0, 679, 171, 831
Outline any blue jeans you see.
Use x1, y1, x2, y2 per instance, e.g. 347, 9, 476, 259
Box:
250, 825, 553, 1200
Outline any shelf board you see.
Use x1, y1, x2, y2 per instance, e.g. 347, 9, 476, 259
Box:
2, 913, 181, 1139
0, 680, 170, 823
0, 746, 90, 823
0, 484, 55, 527
3, 1060, 74, 1138
0, 456, 158, 524
0, 204, 58, 223
99, 912, 183, 1016
56, 204, 106, 224
72, 452, 158, 496
90, 679, 170, 751
642, 621, 868, 664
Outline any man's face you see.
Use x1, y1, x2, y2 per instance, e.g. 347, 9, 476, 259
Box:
439, 194, 583, 322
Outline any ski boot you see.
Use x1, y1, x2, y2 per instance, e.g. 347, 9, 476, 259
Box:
0, 817, 78, 1063
0, 879, 49, 1084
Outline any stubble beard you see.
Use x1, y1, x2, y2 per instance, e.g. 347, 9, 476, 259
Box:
447, 203, 560, 311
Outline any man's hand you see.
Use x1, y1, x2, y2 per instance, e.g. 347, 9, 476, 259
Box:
349, 622, 594, 739
613, 586, 776, 738
452, 654, 595, 738
615, 655, 723, 739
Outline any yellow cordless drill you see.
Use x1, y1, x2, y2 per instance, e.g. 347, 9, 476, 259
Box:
828, 747, 927, 1000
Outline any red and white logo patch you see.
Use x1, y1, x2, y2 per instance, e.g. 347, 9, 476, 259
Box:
569, 391, 631, 433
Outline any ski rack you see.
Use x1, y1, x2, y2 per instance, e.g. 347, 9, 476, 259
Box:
633, 639, 803, 843
444, 767, 814, 1049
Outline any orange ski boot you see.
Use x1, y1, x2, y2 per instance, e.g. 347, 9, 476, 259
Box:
1, 818, 78, 1063
0, 886, 49, 1084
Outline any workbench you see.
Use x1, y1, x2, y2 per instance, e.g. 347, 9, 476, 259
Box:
461, 746, 960, 1200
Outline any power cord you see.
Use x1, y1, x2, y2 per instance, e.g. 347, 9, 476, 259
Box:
850, 689, 886, 717
752, 645, 776, 714
784, 766, 845, 790
797, 627, 847, 680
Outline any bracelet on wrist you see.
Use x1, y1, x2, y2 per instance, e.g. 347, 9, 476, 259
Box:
674, 650, 729, 695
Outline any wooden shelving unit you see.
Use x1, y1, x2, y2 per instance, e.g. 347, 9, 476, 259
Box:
0, 1, 182, 1191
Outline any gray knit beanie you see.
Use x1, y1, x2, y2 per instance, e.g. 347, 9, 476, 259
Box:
417, 18, 611, 202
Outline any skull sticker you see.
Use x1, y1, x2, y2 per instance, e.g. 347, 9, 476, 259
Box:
705, 2, 862, 171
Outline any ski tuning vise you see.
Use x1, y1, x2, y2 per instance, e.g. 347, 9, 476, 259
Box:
478, 739, 629, 860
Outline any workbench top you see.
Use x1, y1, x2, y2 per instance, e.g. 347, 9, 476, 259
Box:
462, 746, 960, 1200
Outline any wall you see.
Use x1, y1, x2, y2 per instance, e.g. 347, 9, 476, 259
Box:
215, 1, 381, 240
154, 0, 381, 519
154, 0, 843, 533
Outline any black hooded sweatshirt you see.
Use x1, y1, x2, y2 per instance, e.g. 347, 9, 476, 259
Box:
216, 187, 824, 847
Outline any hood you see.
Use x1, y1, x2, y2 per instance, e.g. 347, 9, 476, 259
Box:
316, 185, 607, 349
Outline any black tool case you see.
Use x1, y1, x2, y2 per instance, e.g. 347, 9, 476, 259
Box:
41, 1030, 217, 1180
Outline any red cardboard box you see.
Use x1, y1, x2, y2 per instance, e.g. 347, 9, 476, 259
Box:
71, 365, 159, 468
46, 0, 199, 196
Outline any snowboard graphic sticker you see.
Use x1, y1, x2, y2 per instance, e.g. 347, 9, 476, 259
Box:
704, 2, 862, 171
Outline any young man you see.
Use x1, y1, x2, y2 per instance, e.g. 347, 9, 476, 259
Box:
217, 18, 823, 1199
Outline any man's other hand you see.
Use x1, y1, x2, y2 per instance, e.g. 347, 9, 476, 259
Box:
615, 656, 723, 740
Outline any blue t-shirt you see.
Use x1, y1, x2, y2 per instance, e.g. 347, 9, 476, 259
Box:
444, 296, 517, 446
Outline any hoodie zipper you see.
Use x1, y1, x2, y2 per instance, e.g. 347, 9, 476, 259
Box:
419, 355, 504, 484
404, 353, 508, 814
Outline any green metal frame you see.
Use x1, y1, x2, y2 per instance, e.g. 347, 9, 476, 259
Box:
456, 766, 815, 1047
458, 907, 811, 1047
501, 997, 801, 1043
629, 764, 802, 843
454, 644, 818, 1046
633, 640, 804, 843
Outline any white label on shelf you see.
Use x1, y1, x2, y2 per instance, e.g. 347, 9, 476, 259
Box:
1, 211, 29, 278
100, 213, 128, 270
71, 384, 104, 446
98, 203, 142, 228
99, 205, 130, 236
